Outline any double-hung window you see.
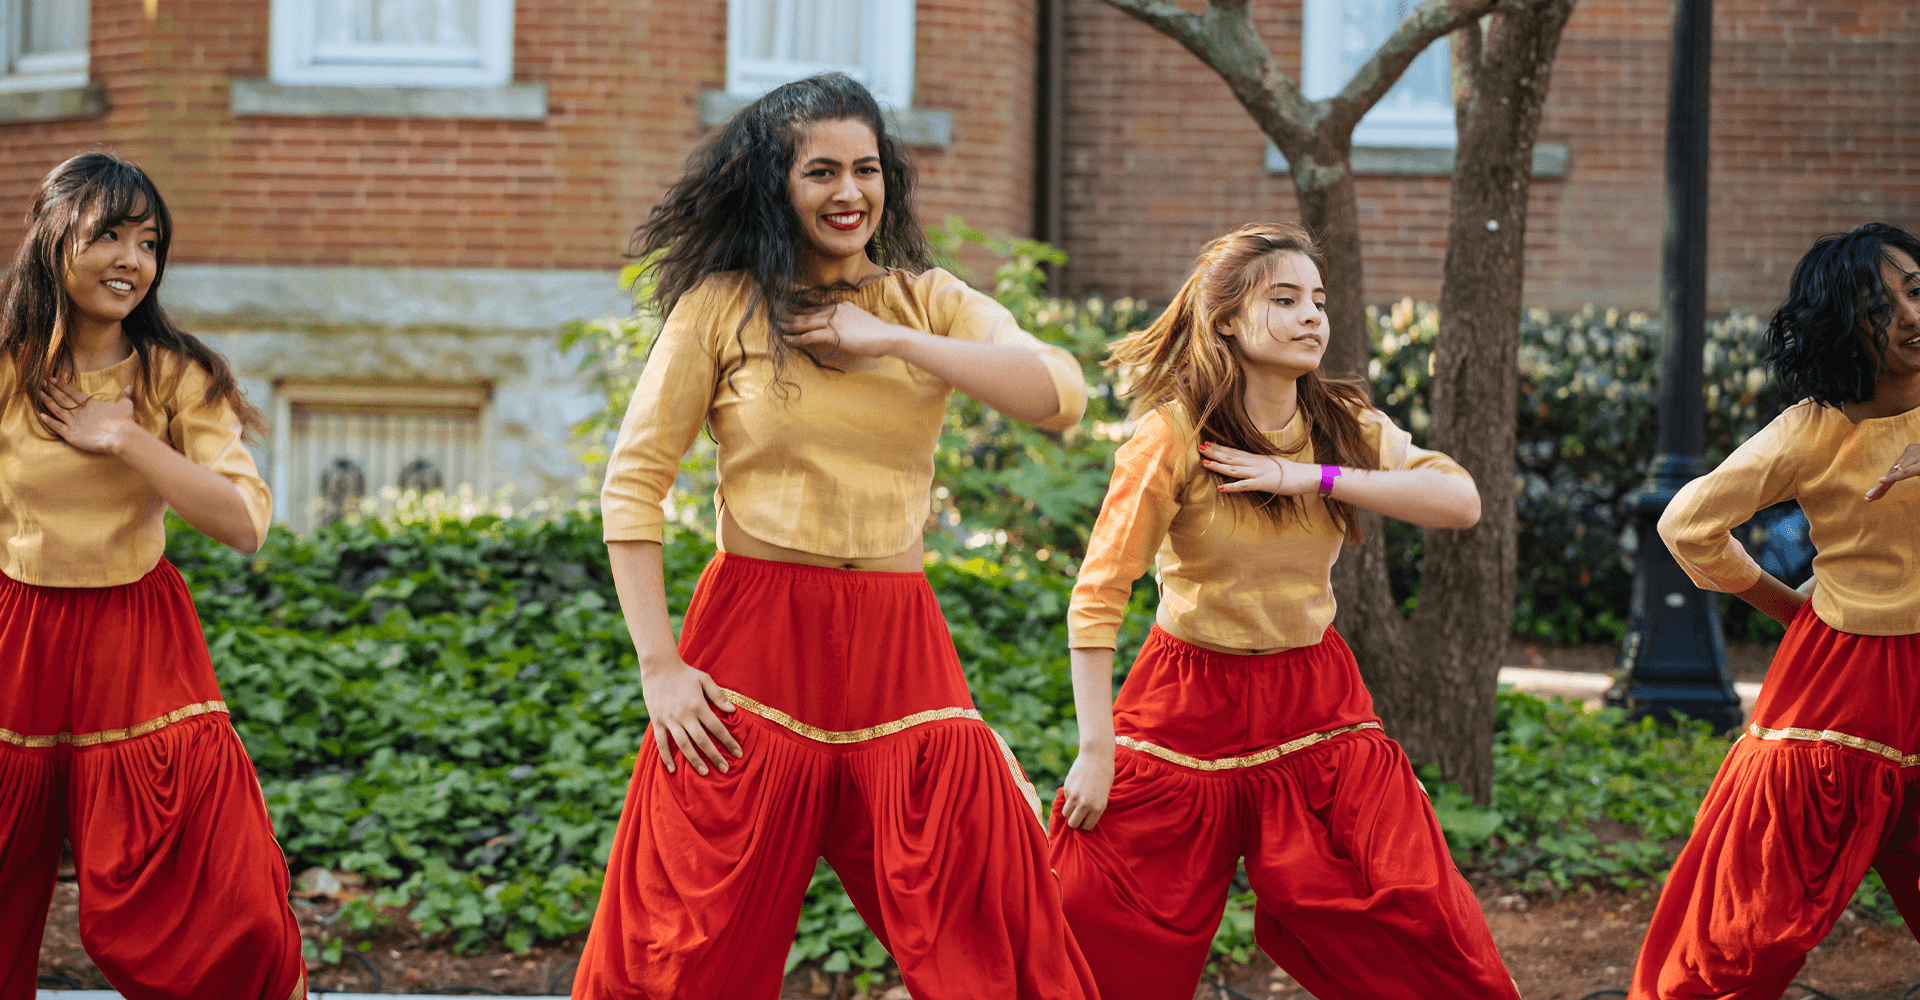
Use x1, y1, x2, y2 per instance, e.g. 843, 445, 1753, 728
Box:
269, 0, 515, 88
727, 0, 915, 110
1301, 0, 1454, 147
0, 0, 87, 93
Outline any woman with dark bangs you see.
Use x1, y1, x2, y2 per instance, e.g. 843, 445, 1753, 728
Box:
0, 153, 302, 999
573, 73, 1099, 999
1049, 223, 1518, 1000
1632, 222, 1920, 999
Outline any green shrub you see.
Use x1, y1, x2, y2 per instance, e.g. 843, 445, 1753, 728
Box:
1367, 300, 1792, 644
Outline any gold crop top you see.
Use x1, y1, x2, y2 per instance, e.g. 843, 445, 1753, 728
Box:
0, 349, 272, 588
1660, 399, 1920, 636
1070, 402, 1472, 653
600, 268, 1088, 558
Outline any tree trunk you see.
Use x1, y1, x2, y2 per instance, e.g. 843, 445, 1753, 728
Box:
1290, 145, 1369, 382
1334, 0, 1577, 803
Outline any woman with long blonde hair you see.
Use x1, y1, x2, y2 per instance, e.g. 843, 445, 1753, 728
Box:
1048, 222, 1517, 999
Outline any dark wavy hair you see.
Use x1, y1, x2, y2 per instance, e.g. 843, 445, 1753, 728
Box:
628, 72, 931, 388
0, 151, 264, 438
1764, 222, 1920, 408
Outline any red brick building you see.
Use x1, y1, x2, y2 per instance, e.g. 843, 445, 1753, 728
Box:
1, 0, 1912, 515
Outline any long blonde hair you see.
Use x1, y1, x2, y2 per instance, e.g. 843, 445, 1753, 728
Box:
1109, 222, 1380, 542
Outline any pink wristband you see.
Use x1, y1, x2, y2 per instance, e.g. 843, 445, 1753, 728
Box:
1318, 464, 1342, 496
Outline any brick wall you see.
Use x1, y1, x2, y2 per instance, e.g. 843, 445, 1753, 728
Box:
1059, 0, 1919, 315
0, 0, 1036, 276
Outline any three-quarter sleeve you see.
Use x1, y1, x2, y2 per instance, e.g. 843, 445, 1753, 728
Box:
167, 360, 272, 550
1363, 408, 1473, 479
1069, 408, 1190, 649
600, 280, 727, 543
1657, 406, 1806, 594
922, 268, 1088, 433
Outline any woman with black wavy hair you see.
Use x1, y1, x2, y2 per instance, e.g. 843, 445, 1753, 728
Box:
1633, 221, 1920, 999
0, 152, 303, 999
572, 73, 1100, 999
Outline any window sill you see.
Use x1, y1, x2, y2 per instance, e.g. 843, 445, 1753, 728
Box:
0, 80, 108, 124
230, 80, 547, 121
1266, 142, 1569, 179
698, 90, 952, 148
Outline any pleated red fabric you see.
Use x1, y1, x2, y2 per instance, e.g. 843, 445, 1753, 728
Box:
573, 554, 1098, 1000
1050, 627, 1519, 1000
0, 562, 302, 1000
1631, 604, 1920, 1000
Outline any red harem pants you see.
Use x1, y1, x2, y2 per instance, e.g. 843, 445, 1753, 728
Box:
1632, 603, 1920, 1000
572, 553, 1099, 1000
1049, 626, 1519, 1000
0, 560, 302, 1000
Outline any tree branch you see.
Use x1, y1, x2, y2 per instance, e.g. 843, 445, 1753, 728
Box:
1102, 0, 1319, 148
1327, 0, 1497, 135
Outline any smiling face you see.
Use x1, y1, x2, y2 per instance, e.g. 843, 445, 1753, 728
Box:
1223, 251, 1328, 378
62, 207, 159, 337
1873, 246, 1920, 379
788, 118, 885, 283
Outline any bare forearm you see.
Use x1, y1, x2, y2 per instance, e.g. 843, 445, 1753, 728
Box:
113, 427, 261, 552
608, 541, 682, 671
1736, 571, 1807, 626
1328, 468, 1481, 529
886, 330, 1061, 425
1069, 647, 1118, 753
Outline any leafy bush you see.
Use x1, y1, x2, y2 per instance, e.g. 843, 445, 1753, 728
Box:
1368, 300, 1796, 644
1424, 691, 1729, 891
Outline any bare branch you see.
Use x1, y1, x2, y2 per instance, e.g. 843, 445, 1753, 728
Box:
1102, 0, 1319, 148
1327, 0, 1497, 135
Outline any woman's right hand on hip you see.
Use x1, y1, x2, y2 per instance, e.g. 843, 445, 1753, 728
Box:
1059, 746, 1115, 830
640, 658, 741, 775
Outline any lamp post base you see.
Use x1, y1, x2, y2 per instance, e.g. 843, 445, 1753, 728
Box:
1604, 454, 1743, 733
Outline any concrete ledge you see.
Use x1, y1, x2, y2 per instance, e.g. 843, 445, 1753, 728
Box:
0, 81, 108, 124
698, 89, 952, 147
230, 80, 547, 121
163, 264, 631, 331
1266, 141, 1570, 179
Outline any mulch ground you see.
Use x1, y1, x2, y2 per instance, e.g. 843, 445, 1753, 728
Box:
48, 640, 1881, 1000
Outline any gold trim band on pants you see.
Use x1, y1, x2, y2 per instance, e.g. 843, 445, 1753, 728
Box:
1747, 722, 1920, 767
717, 688, 1045, 823
1116, 721, 1383, 772
0, 700, 230, 749
717, 688, 985, 743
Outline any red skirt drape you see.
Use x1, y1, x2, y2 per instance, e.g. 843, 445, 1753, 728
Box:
1632, 603, 1920, 999
0, 560, 301, 1000
572, 553, 1097, 1000
1050, 626, 1519, 1000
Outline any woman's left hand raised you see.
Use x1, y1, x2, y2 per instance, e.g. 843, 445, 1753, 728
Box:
39, 380, 137, 456
1199, 440, 1321, 496
1865, 443, 1920, 502
781, 302, 903, 358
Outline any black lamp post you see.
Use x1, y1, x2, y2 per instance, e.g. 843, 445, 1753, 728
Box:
1604, 0, 1743, 732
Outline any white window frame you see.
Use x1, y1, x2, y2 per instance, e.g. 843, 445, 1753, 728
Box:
1301, 0, 1454, 147
268, 0, 514, 88
0, 0, 89, 95
726, 0, 916, 111
271, 381, 495, 529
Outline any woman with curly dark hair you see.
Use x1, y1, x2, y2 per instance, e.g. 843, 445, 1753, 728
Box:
1633, 221, 1920, 999
0, 152, 302, 1000
572, 73, 1099, 999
